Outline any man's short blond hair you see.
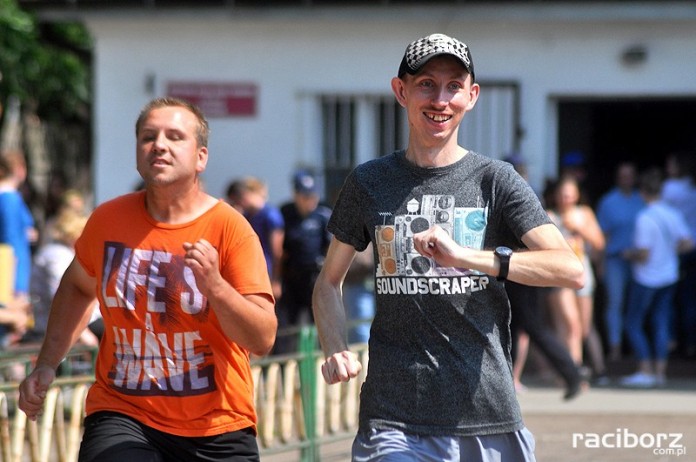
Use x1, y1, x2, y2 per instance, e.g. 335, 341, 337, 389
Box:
135, 97, 210, 148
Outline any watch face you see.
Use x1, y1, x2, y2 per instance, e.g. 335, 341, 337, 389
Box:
496, 246, 512, 257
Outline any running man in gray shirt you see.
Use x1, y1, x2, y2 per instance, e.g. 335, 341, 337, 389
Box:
312, 33, 584, 462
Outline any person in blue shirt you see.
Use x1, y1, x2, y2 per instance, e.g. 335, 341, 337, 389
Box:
0, 151, 36, 297
596, 162, 645, 361
0, 151, 37, 348
274, 170, 331, 354
226, 176, 285, 300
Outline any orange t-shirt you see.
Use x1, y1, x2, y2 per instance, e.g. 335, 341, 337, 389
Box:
74, 191, 272, 437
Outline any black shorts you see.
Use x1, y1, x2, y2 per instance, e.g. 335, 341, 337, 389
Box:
78, 411, 259, 462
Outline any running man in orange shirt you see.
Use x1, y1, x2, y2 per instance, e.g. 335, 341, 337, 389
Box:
18, 97, 276, 461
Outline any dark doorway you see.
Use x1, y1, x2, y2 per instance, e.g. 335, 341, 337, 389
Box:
557, 98, 696, 206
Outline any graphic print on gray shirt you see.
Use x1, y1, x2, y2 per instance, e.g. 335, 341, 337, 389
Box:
329, 150, 551, 437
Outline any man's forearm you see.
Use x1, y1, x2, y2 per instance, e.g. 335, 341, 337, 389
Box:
206, 282, 277, 356
312, 273, 349, 356
36, 287, 96, 370
451, 246, 584, 289
502, 249, 585, 288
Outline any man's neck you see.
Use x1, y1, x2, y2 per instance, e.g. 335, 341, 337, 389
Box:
144, 185, 216, 224
404, 141, 467, 168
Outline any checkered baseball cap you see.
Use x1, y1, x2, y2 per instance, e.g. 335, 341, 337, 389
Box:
398, 33, 475, 82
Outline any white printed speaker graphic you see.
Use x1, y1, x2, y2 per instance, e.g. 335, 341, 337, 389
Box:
375, 196, 486, 277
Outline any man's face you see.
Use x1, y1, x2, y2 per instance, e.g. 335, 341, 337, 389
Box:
392, 56, 479, 146
616, 164, 637, 191
239, 190, 266, 214
295, 191, 320, 216
136, 106, 208, 187
555, 180, 580, 209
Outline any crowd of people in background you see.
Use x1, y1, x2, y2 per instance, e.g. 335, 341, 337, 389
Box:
0, 151, 98, 381
510, 150, 696, 393
1, 142, 695, 394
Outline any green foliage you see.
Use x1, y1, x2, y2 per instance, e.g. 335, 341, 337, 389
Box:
0, 0, 92, 122
0, 0, 35, 102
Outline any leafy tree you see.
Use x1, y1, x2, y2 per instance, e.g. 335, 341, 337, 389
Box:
0, 0, 92, 123
1, 0, 93, 227
0, 0, 34, 109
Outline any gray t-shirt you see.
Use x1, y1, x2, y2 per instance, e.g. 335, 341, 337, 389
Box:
329, 150, 551, 437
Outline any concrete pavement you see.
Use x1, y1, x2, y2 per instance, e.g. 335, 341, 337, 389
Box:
520, 377, 696, 462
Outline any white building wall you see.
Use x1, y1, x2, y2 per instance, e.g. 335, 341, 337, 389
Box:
79, 4, 696, 205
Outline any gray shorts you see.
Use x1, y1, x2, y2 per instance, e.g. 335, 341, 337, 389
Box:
351, 427, 536, 462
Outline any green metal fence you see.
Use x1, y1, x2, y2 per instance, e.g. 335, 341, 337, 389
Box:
0, 328, 368, 462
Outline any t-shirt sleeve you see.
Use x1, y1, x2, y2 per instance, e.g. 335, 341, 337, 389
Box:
220, 219, 273, 301
269, 207, 284, 231
327, 170, 371, 251
634, 214, 656, 248
496, 164, 551, 243
74, 208, 101, 277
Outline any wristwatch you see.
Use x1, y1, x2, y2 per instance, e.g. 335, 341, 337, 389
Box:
494, 246, 513, 281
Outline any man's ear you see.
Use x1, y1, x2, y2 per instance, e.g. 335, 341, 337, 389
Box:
197, 146, 209, 173
391, 77, 408, 108
466, 82, 481, 111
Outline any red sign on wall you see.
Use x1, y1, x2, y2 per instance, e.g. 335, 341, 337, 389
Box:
166, 82, 257, 117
